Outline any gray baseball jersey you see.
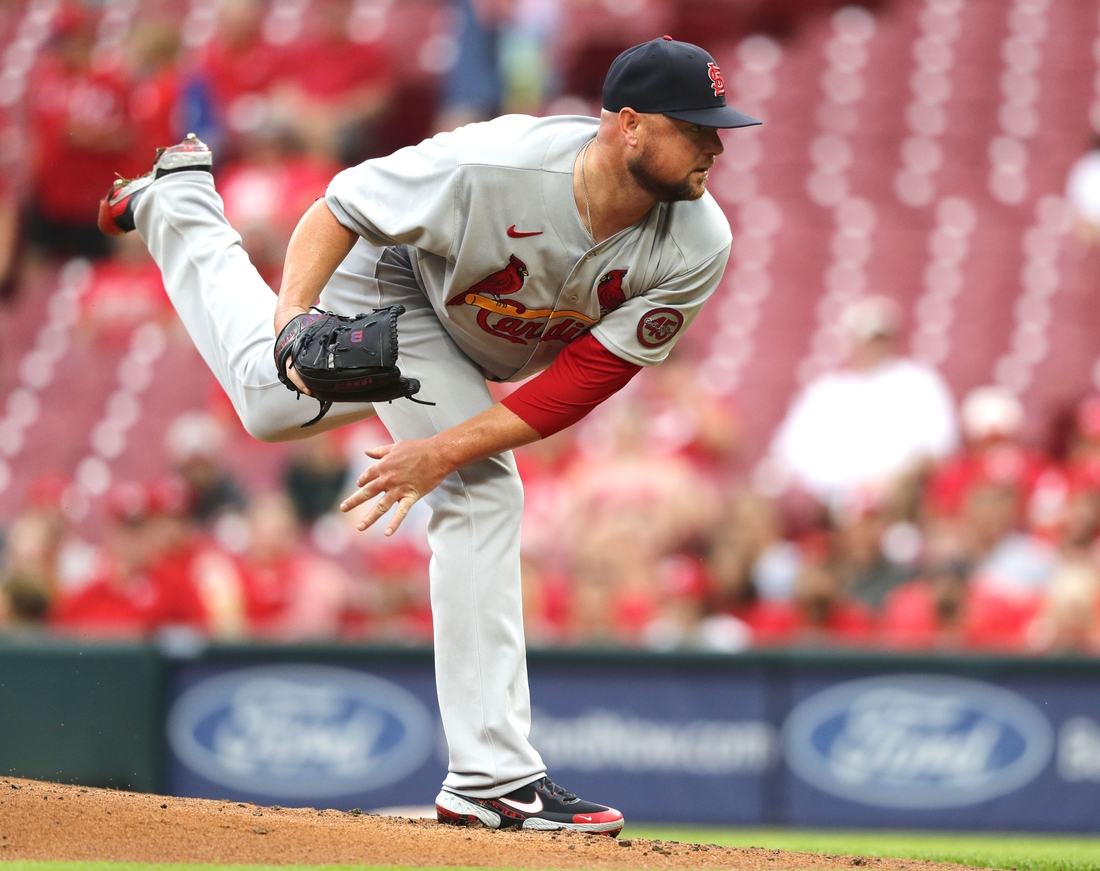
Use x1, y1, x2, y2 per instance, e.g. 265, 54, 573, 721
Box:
324, 114, 732, 382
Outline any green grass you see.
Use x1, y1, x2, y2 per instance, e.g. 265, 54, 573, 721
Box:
6, 829, 1100, 871
627, 826, 1100, 871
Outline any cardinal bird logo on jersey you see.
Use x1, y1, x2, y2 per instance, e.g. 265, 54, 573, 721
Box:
446, 254, 529, 307
596, 269, 628, 315
446, 253, 599, 346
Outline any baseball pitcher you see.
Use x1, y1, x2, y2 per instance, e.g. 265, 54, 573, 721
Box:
98, 36, 760, 835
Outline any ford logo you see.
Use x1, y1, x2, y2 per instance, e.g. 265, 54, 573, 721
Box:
784, 675, 1054, 809
167, 665, 435, 797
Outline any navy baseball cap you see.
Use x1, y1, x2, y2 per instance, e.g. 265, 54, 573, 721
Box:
603, 36, 762, 129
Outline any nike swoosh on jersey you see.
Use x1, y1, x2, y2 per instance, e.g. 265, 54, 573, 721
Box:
507, 225, 544, 238
499, 794, 544, 813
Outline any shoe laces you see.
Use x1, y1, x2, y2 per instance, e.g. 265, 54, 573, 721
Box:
536, 777, 578, 803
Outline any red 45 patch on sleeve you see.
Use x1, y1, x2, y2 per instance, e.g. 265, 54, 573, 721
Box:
637, 308, 685, 348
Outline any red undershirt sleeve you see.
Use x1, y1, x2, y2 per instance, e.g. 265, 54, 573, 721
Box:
501, 331, 642, 439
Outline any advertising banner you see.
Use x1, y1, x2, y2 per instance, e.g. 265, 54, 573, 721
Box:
161, 651, 1100, 830
165, 660, 448, 811
525, 665, 777, 825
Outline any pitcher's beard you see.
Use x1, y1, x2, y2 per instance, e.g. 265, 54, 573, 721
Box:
626, 151, 706, 203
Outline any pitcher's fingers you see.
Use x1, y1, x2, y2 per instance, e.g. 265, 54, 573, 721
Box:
287, 360, 312, 396
384, 495, 417, 537
364, 444, 394, 461
341, 479, 386, 512
357, 498, 392, 531
356, 464, 381, 488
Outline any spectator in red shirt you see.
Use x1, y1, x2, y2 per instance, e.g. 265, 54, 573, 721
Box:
743, 542, 875, 647
926, 386, 1049, 519
271, 0, 394, 163
879, 521, 970, 649
959, 478, 1055, 650
216, 124, 342, 287
125, 21, 187, 164
52, 481, 208, 637
358, 541, 433, 643
144, 474, 250, 639
237, 492, 353, 640
26, 4, 143, 259
560, 397, 721, 645
193, 0, 284, 153
80, 233, 173, 341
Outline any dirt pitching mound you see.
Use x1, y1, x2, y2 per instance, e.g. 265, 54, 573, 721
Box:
0, 778, 975, 870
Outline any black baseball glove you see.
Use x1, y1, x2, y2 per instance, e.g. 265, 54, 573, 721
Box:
274, 305, 428, 428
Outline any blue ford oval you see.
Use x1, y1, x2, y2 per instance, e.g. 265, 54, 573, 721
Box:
167, 665, 435, 798
783, 674, 1054, 809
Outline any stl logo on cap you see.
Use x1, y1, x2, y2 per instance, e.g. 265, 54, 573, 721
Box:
708, 62, 725, 97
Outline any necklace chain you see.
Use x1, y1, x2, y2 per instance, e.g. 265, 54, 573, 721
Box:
580, 138, 595, 241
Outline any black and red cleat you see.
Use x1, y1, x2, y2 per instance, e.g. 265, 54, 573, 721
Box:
435, 776, 624, 836
97, 133, 213, 236
98, 173, 154, 236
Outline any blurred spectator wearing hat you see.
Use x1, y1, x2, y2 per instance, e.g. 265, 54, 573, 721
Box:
925, 386, 1049, 520
920, 388, 1059, 649
767, 295, 959, 510
25, 3, 143, 260
51, 480, 208, 636
145, 474, 250, 639
641, 554, 752, 652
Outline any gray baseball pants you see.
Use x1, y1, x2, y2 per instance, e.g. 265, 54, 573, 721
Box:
135, 170, 546, 798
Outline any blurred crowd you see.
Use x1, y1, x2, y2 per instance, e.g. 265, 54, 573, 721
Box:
7, 291, 1100, 656
1, 0, 618, 292
4, 0, 1100, 654
1, 0, 403, 286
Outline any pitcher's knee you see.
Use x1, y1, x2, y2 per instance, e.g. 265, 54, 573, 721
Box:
239, 414, 308, 444
234, 391, 316, 443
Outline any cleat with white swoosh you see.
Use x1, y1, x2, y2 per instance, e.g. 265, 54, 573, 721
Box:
435, 776, 624, 836
97, 134, 213, 236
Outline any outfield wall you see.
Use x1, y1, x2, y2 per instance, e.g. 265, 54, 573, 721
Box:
5, 638, 1100, 831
